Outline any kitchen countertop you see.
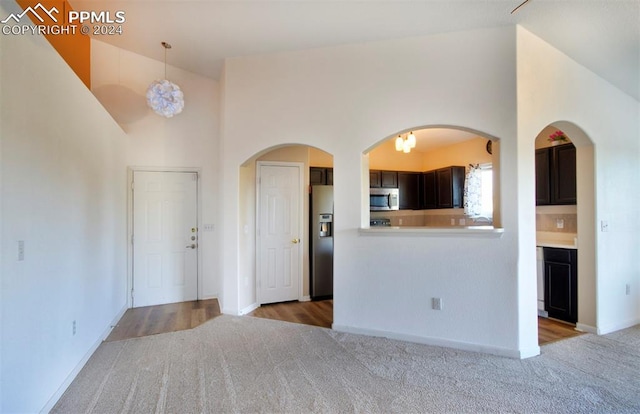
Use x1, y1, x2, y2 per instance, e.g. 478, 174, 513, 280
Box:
536, 231, 577, 249
360, 226, 504, 238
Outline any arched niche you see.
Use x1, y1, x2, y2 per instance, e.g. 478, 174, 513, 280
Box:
362, 125, 501, 228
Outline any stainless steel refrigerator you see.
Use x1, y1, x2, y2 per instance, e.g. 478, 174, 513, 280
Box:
310, 185, 333, 299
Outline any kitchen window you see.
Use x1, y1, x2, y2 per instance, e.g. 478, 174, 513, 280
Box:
464, 163, 493, 219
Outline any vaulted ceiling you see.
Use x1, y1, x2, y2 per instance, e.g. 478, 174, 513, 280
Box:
71, 0, 640, 100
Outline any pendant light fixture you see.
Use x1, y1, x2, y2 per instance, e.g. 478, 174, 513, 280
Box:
395, 131, 417, 153
146, 41, 184, 118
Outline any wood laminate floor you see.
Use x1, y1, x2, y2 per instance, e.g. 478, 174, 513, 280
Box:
106, 298, 581, 346
248, 299, 333, 329
538, 316, 584, 345
105, 299, 221, 342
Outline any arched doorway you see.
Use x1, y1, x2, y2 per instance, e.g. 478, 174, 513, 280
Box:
534, 122, 597, 344
238, 144, 335, 329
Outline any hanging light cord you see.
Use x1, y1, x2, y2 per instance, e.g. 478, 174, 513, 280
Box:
161, 41, 171, 79
511, 0, 531, 14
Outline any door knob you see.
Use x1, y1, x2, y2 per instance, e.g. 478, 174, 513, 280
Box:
291, 238, 300, 244
186, 244, 197, 249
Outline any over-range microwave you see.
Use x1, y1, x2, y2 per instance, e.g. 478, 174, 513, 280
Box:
370, 188, 399, 211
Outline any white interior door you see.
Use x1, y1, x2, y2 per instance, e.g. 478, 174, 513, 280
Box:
132, 171, 198, 307
257, 163, 302, 304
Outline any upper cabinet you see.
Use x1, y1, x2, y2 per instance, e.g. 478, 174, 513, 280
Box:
370, 166, 464, 210
310, 167, 333, 185
397, 172, 421, 210
423, 166, 465, 209
536, 143, 576, 205
370, 170, 398, 188
422, 171, 437, 209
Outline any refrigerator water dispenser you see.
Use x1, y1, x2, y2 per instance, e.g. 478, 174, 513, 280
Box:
318, 214, 333, 238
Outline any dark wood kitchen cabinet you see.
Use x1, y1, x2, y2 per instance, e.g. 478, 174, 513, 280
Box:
535, 148, 551, 205
310, 167, 333, 185
437, 166, 465, 208
369, 170, 398, 188
422, 171, 437, 209
536, 143, 576, 205
422, 166, 464, 209
544, 247, 577, 323
380, 171, 398, 188
397, 172, 421, 210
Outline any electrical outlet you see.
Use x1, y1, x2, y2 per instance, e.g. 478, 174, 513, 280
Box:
399, 219, 403, 225
450, 219, 455, 226
72, 320, 77, 336
17, 240, 24, 261
459, 218, 466, 226
432, 297, 443, 310
203, 223, 215, 232
601, 220, 609, 232
626, 284, 631, 295
556, 219, 564, 229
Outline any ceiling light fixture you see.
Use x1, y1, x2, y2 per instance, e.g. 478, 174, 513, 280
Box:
395, 132, 417, 153
146, 41, 184, 118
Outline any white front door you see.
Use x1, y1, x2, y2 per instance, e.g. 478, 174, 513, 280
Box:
132, 171, 198, 307
257, 163, 303, 304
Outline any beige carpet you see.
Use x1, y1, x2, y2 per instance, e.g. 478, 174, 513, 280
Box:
52, 315, 640, 413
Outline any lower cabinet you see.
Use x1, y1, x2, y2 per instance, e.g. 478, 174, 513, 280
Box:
544, 247, 577, 323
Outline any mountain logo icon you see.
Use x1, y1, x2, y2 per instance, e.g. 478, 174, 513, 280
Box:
1, 3, 59, 24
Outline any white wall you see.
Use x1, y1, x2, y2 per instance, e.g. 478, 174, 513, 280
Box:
91, 40, 220, 300
221, 27, 538, 357
0, 17, 4, 408
0, 2, 128, 411
517, 27, 640, 334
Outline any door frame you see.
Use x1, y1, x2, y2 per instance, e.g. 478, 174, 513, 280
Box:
255, 161, 306, 305
127, 166, 202, 309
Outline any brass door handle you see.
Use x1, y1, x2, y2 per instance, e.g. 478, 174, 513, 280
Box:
291, 239, 300, 244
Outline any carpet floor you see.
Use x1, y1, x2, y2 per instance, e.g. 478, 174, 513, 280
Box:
52, 316, 640, 413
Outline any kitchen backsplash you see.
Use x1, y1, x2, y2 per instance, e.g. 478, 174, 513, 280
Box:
371, 210, 492, 227
535, 205, 578, 233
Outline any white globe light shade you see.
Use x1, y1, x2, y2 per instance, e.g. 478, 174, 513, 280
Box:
146, 79, 185, 118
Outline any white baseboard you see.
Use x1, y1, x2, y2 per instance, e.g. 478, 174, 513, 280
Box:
597, 318, 640, 335
538, 309, 548, 318
576, 322, 597, 334
332, 324, 539, 360
239, 302, 259, 315
40, 304, 128, 413
299, 295, 311, 302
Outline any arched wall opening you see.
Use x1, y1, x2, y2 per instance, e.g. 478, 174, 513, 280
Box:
236, 144, 334, 315
362, 125, 502, 229
533, 122, 597, 332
